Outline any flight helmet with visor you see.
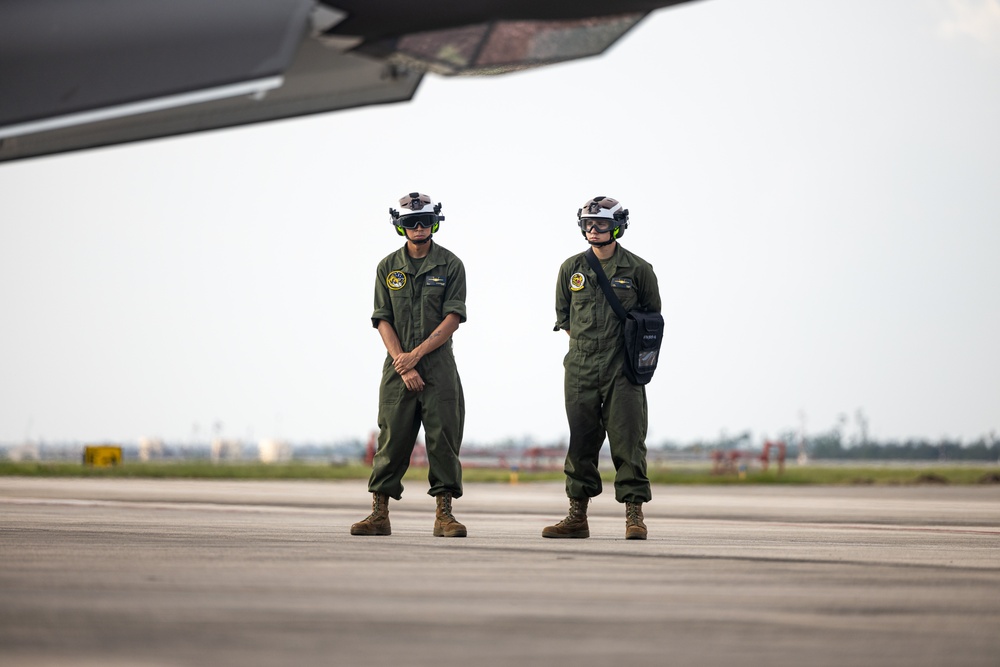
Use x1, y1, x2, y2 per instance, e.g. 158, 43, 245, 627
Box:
390, 192, 444, 239
577, 196, 628, 245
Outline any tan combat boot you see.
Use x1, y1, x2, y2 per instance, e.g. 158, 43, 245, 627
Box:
625, 501, 647, 540
350, 492, 391, 536
433, 492, 467, 537
542, 497, 590, 538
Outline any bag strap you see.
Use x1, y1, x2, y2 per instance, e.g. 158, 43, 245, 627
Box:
584, 248, 628, 322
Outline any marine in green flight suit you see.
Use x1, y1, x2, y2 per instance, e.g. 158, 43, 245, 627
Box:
350, 192, 468, 538
545, 196, 662, 541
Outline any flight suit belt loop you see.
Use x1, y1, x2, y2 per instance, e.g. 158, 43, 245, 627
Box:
569, 337, 621, 354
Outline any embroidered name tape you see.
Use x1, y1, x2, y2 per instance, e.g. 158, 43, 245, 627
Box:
611, 277, 633, 289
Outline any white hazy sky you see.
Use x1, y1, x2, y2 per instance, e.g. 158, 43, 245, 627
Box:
2, 0, 998, 447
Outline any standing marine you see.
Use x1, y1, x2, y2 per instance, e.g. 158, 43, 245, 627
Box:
545, 196, 661, 540
351, 192, 468, 538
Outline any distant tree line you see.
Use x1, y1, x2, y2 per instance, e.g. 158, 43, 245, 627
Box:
805, 432, 999, 461
663, 430, 999, 461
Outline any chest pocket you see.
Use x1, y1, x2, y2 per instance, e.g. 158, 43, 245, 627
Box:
571, 289, 596, 325
610, 276, 638, 311
388, 287, 414, 329
420, 274, 447, 336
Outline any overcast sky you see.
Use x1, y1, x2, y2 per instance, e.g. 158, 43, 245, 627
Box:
2, 0, 998, 448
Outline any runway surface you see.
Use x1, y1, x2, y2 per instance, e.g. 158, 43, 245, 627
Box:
2, 477, 999, 666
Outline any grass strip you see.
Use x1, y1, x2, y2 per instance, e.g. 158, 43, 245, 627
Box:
1, 461, 997, 485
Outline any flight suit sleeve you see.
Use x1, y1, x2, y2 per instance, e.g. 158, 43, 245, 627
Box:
371, 263, 393, 328
553, 262, 571, 332
442, 258, 467, 324
639, 263, 662, 314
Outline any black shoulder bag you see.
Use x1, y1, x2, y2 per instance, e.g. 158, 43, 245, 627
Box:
584, 248, 664, 386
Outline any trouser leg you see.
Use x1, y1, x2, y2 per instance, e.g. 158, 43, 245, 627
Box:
563, 351, 604, 499
605, 371, 652, 503
369, 371, 421, 500
423, 373, 465, 498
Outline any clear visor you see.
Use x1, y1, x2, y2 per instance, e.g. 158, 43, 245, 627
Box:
579, 218, 614, 233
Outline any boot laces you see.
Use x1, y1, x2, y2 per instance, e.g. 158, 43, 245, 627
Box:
365, 495, 386, 521
437, 494, 456, 521
626, 503, 643, 525
558, 498, 587, 525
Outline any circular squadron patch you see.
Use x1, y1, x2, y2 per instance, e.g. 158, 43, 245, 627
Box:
386, 271, 407, 291
570, 272, 586, 291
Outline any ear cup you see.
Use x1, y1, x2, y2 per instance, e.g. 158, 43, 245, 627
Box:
432, 222, 440, 233
395, 226, 406, 236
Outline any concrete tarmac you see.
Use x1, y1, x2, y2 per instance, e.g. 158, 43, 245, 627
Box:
1, 477, 999, 667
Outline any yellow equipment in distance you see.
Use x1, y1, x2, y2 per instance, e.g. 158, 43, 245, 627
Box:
83, 445, 122, 467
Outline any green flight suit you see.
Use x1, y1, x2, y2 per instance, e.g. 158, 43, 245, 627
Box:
553, 244, 661, 503
370, 240, 467, 500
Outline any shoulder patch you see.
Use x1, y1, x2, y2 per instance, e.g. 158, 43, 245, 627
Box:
570, 272, 586, 291
387, 271, 407, 291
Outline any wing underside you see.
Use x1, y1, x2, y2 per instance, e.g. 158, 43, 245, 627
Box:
0, 0, 699, 162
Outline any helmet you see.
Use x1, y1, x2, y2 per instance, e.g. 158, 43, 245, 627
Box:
577, 196, 628, 241
389, 192, 444, 237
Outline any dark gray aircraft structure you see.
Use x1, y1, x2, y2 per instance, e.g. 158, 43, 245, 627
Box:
0, 0, 701, 163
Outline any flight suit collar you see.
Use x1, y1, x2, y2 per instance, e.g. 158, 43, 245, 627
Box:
390, 240, 444, 277
586, 243, 633, 273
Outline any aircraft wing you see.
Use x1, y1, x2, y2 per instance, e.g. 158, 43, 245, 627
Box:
0, 0, 701, 163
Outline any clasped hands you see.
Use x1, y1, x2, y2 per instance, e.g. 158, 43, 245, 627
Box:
393, 350, 424, 392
